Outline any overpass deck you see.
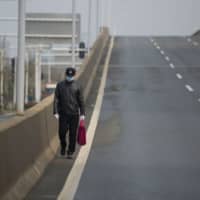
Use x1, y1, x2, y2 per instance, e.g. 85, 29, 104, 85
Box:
75, 36, 200, 200
28, 36, 200, 199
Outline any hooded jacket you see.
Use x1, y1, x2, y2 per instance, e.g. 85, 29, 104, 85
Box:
53, 80, 85, 116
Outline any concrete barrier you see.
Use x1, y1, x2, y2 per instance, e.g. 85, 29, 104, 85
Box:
0, 28, 109, 200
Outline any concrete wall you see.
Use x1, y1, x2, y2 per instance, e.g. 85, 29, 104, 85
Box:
0, 28, 109, 200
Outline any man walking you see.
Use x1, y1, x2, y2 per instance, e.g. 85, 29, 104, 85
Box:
53, 67, 85, 159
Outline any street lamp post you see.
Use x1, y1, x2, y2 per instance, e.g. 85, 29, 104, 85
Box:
16, 0, 25, 114
96, 0, 99, 36
87, 0, 92, 53
72, 0, 76, 69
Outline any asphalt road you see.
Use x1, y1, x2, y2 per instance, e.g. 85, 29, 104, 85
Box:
74, 37, 200, 200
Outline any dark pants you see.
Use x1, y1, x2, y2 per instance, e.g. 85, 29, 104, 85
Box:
59, 114, 79, 154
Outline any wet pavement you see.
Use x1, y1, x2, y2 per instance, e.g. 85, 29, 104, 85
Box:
74, 37, 200, 200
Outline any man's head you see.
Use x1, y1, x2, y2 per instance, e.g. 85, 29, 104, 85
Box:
65, 67, 76, 82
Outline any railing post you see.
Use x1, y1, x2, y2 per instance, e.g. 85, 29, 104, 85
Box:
35, 49, 41, 103
0, 49, 4, 110
16, 0, 25, 114
72, 0, 76, 68
25, 52, 29, 104
87, 0, 92, 53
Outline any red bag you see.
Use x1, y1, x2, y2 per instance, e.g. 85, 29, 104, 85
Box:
77, 120, 86, 146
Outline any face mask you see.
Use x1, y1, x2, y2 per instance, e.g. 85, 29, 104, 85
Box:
66, 76, 74, 82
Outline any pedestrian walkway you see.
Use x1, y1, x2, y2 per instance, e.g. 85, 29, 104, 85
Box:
25, 39, 108, 200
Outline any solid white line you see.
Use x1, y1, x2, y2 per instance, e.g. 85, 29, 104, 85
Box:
170, 63, 175, 69
185, 84, 194, 92
57, 37, 115, 200
160, 50, 165, 55
176, 73, 183, 79
165, 56, 170, 61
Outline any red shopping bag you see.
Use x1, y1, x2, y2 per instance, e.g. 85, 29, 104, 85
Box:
77, 120, 86, 146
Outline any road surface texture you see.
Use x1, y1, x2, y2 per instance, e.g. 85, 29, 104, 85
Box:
74, 37, 200, 200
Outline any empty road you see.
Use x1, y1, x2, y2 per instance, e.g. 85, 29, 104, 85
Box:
74, 37, 200, 200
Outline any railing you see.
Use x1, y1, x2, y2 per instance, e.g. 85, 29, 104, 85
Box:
0, 35, 87, 111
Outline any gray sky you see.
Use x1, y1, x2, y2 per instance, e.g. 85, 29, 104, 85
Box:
112, 0, 200, 36
0, 0, 200, 36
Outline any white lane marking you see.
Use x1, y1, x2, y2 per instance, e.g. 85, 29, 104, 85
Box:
156, 46, 161, 50
185, 84, 194, 92
198, 98, 200, 103
150, 38, 154, 43
165, 56, 170, 61
160, 50, 165, 55
176, 73, 183, 80
154, 42, 157, 46
170, 63, 175, 69
57, 37, 115, 200
187, 38, 192, 42
193, 41, 199, 46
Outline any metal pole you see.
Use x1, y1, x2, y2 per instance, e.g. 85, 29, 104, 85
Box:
72, 0, 76, 68
99, 0, 103, 32
16, 0, 25, 114
87, 0, 92, 53
38, 50, 41, 101
35, 50, 41, 103
13, 58, 17, 105
96, 0, 99, 36
0, 49, 4, 110
107, 0, 110, 28
25, 53, 29, 104
48, 50, 51, 83
109, 0, 112, 34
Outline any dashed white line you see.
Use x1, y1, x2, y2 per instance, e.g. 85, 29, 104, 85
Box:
160, 50, 165, 55
165, 56, 170, 61
176, 73, 183, 80
198, 98, 200, 103
169, 63, 175, 69
187, 38, 192, 42
185, 84, 194, 92
156, 46, 161, 50
193, 41, 199, 46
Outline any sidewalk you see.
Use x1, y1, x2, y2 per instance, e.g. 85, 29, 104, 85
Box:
25, 46, 107, 200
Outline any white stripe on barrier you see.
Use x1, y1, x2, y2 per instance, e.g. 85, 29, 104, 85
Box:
57, 36, 115, 200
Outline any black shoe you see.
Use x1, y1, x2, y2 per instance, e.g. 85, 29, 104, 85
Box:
67, 152, 73, 159
60, 147, 66, 156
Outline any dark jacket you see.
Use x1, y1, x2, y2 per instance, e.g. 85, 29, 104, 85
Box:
53, 80, 85, 116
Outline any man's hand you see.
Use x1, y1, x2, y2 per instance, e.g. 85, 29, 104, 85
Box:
80, 115, 85, 121
54, 114, 59, 120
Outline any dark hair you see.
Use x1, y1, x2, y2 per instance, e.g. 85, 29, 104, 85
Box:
65, 67, 76, 77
